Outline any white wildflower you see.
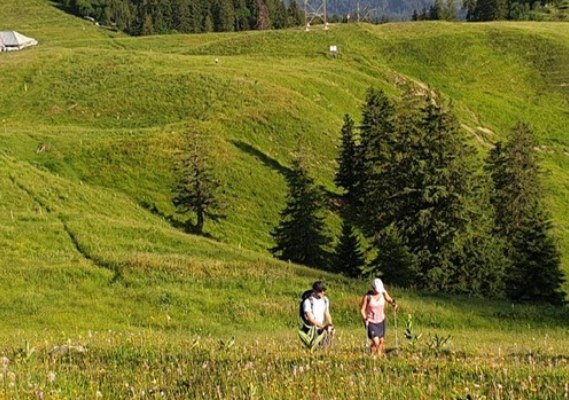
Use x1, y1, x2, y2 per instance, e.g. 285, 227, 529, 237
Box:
0, 356, 9, 371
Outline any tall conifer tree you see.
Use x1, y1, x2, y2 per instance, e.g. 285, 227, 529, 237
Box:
368, 225, 416, 287
335, 114, 358, 203
357, 88, 397, 234
332, 221, 365, 277
271, 158, 331, 268
288, 0, 304, 26
487, 123, 566, 305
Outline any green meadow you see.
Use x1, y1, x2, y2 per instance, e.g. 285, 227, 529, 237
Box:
1, 0, 569, 398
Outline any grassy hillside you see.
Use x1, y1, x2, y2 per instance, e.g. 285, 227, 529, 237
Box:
2, 23, 569, 246
1, 4, 569, 397
2, 0, 569, 314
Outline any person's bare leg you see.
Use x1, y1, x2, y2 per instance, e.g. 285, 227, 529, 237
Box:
371, 337, 380, 355
378, 338, 385, 356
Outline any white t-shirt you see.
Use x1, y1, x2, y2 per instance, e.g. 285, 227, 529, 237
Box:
303, 296, 329, 325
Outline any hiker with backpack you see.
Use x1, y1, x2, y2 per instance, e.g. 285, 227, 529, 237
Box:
360, 278, 398, 356
301, 281, 334, 335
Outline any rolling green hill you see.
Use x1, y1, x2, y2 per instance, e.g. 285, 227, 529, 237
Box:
2, 0, 569, 334
2, 3, 569, 398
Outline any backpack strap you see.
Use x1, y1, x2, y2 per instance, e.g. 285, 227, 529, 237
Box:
302, 296, 315, 328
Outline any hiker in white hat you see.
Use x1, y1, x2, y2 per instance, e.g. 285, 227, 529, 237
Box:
359, 278, 398, 356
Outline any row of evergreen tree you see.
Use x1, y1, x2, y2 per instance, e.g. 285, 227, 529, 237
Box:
57, 0, 304, 35
412, 0, 563, 21
270, 86, 566, 305
169, 87, 565, 305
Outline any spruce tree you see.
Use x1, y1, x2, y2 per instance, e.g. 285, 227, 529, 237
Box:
234, 0, 251, 30
271, 158, 331, 268
487, 123, 566, 305
487, 124, 540, 238
357, 88, 397, 235
287, 0, 304, 26
368, 225, 416, 287
214, 0, 236, 31
141, 13, 154, 35
445, 170, 510, 297
332, 221, 365, 277
472, 0, 508, 20
507, 210, 566, 305
173, 134, 224, 235
334, 114, 358, 203
173, 0, 193, 32
391, 91, 476, 289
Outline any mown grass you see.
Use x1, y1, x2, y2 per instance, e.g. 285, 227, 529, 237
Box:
1, 3, 569, 397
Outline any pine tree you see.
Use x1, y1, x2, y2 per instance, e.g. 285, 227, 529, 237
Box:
357, 88, 397, 235
203, 10, 214, 32
422, 96, 474, 288
214, 0, 236, 31
443, 168, 510, 297
463, 0, 477, 20
368, 225, 416, 287
334, 114, 358, 203
391, 91, 476, 289
173, 0, 193, 32
155, 0, 173, 33
429, 0, 442, 19
107, 0, 135, 32
507, 210, 566, 305
173, 135, 224, 235
487, 123, 566, 305
287, 0, 304, 26
234, 0, 251, 30
141, 12, 154, 35
487, 124, 540, 238
472, 0, 508, 20
332, 221, 365, 277
442, 0, 458, 20
271, 158, 331, 268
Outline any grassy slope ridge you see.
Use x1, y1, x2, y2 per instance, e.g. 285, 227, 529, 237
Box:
1, 1, 569, 337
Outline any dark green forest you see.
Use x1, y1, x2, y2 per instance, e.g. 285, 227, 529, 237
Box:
57, 0, 305, 35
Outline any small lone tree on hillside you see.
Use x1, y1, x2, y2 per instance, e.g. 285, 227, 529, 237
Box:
173, 134, 224, 235
271, 157, 331, 268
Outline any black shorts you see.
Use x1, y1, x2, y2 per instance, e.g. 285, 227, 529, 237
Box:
367, 320, 386, 339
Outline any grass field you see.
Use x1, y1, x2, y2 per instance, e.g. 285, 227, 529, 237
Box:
1, 1, 569, 398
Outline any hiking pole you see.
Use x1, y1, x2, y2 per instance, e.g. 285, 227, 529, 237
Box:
394, 304, 399, 355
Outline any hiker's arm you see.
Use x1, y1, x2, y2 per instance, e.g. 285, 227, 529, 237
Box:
324, 308, 333, 326
304, 311, 323, 328
360, 295, 368, 323
384, 291, 398, 309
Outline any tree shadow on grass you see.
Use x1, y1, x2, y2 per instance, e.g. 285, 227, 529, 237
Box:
139, 200, 215, 240
231, 140, 292, 179
232, 139, 343, 212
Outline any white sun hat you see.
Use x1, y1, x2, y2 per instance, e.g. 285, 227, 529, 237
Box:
372, 278, 385, 293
